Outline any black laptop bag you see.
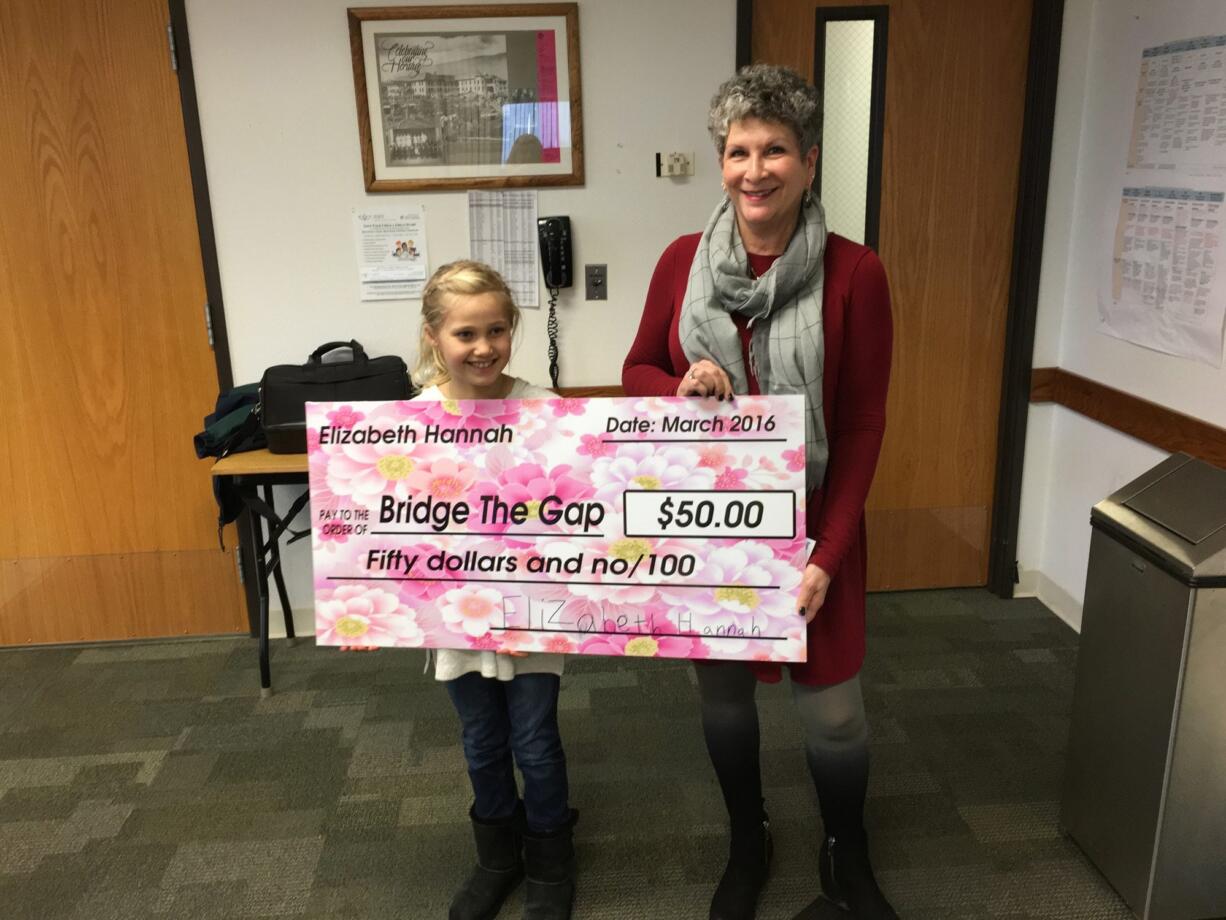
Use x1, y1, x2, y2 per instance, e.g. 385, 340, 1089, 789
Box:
259, 341, 413, 453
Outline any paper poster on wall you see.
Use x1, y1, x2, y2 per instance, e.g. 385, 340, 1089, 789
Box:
1127, 36, 1226, 179
353, 206, 429, 301
1099, 31, 1226, 366
468, 190, 539, 308
1100, 186, 1226, 365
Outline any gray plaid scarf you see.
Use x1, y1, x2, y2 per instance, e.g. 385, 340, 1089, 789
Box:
678, 194, 829, 492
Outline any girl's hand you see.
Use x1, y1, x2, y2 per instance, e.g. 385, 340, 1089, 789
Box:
677, 359, 734, 400
340, 646, 380, 652
497, 649, 529, 658
797, 563, 831, 624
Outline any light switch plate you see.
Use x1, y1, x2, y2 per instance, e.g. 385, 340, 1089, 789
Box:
585, 264, 608, 300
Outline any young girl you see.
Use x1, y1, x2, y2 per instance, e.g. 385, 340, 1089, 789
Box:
414, 260, 576, 920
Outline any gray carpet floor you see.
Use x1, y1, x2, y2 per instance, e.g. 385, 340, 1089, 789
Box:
0, 589, 1134, 919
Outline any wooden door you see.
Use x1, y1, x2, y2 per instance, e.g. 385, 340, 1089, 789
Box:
0, 0, 246, 643
753, 0, 1031, 588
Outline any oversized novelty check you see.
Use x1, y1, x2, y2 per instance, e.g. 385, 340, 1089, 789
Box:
307, 395, 808, 662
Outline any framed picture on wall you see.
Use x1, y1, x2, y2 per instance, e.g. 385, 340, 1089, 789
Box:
347, 4, 584, 191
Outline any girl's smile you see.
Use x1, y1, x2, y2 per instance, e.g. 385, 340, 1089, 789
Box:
427, 291, 515, 399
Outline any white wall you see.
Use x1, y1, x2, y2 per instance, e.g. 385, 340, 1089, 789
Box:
1018, 0, 1226, 630
186, 0, 738, 632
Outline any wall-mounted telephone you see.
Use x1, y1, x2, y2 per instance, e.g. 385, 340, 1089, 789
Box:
538, 216, 572, 289
537, 216, 571, 389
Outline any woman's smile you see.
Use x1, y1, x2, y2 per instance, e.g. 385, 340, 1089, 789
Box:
721, 116, 818, 254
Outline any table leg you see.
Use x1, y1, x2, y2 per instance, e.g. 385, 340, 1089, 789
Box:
245, 482, 273, 698
261, 484, 297, 642
258, 593, 271, 699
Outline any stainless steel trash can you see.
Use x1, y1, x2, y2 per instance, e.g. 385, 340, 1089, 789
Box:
1061, 453, 1226, 920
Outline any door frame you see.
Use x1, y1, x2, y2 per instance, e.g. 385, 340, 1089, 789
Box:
737, 0, 1065, 596
985, 0, 1065, 596
169, 0, 260, 631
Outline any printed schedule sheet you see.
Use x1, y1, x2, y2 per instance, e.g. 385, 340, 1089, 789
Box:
1102, 33, 1226, 365
1128, 36, 1226, 177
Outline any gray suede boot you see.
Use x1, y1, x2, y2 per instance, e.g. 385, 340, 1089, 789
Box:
521, 810, 577, 920
449, 804, 524, 920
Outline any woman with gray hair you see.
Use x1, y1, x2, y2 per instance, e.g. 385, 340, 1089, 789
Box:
623, 65, 897, 920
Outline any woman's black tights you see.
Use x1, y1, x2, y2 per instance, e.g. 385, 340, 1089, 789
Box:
694, 661, 869, 838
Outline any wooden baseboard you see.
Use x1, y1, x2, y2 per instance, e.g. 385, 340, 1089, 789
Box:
1030, 367, 1226, 468
555, 386, 625, 398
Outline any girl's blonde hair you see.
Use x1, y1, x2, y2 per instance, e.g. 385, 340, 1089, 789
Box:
412, 260, 520, 388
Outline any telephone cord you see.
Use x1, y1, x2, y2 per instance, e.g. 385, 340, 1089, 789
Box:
547, 286, 560, 389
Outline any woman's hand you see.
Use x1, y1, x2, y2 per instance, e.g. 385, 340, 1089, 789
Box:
797, 563, 831, 624
497, 648, 529, 658
677, 358, 734, 400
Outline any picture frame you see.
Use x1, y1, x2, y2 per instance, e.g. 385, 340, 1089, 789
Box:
347, 4, 584, 191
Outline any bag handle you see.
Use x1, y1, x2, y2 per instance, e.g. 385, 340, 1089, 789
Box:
217, 405, 263, 460
308, 340, 368, 364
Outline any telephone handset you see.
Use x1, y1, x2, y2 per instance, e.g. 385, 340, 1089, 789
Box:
537, 216, 572, 388
538, 216, 573, 289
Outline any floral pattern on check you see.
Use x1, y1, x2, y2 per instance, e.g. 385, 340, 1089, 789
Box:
307, 396, 808, 662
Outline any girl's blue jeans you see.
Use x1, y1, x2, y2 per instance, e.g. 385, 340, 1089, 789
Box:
445, 671, 570, 833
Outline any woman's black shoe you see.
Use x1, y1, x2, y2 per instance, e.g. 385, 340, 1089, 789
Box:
449, 804, 524, 920
814, 832, 898, 920
521, 809, 578, 920
709, 816, 773, 920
